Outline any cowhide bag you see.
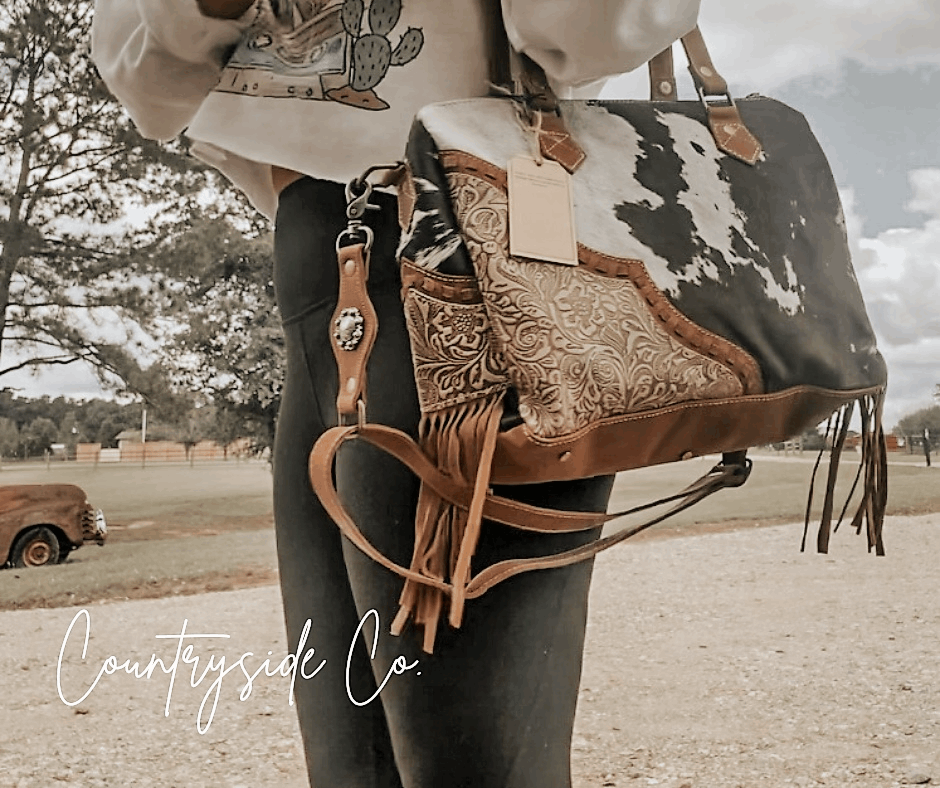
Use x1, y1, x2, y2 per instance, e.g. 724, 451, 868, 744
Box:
309, 24, 888, 652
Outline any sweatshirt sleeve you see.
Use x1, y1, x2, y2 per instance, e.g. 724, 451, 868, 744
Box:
501, 0, 701, 88
91, 0, 257, 140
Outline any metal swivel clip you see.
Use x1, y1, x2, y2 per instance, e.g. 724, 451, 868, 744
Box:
334, 163, 403, 254
335, 178, 378, 254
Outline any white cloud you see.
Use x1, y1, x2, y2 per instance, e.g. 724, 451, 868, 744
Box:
604, 0, 940, 97
2, 362, 108, 401
702, 0, 940, 89
906, 168, 940, 217
844, 169, 940, 426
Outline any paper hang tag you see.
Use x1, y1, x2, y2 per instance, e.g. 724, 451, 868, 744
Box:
507, 156, 578, 266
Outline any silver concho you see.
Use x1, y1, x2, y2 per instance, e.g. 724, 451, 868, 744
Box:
334, 307, 365, 351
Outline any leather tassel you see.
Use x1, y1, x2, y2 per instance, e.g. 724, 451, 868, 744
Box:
803, 391, 888, 556
817, 400, 854, 553
391, 392, 505, 653
848, 392, 887, 555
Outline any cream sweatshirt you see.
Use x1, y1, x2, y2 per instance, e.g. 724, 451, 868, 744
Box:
91, 0, 701, 218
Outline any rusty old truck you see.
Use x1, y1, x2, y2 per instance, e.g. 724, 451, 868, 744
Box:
1, 484, 107, 568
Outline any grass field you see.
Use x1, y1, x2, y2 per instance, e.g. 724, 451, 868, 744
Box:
1, 450, 937, 611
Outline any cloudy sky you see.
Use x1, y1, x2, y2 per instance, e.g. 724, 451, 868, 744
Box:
607, 0, 939, 427
7, 0, 939, 428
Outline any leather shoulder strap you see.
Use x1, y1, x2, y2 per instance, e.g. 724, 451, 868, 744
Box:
309, 423, 751, 600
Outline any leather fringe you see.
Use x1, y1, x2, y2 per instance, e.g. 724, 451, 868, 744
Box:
391, 392, 505, 653
802, 390, 887, 556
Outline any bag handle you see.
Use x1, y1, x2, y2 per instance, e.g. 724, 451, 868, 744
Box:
483, 0, 762, 165
648, 28, 762, 164
649, 26, 729, 101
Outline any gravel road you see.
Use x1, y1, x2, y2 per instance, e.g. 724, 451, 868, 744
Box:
2, 513, 938, 788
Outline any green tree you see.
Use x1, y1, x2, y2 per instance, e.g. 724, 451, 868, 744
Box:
205, 403, 245, 458
0, 417, 19, 458
21, 415, 57, 456
896, 404, 940, 443
0, 0, 253, 398
159, 220, 282, 454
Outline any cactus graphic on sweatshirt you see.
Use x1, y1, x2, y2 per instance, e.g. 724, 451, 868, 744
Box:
215, 0, 424, 110
333, 0, 424, 103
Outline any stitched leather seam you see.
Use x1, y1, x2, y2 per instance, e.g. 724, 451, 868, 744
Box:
579, 247, 764, 394
513, 385, 886, 447
400, 258, 482, 303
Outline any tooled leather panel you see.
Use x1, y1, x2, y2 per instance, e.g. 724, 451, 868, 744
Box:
402, 285, 510, 413
445, 170, 748, 439
439, 150, 763, 396
578, 249, 763, 394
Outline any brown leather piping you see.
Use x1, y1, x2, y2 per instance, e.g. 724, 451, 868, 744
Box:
331, 243, 378, 419
440, 150, 508, 190
577, 247, 763, 394
400, 258, 483, 303
490, 385, 885, 484
434, 150, 763, 394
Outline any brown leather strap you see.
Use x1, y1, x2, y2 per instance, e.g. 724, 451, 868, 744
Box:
649, 47, 677, 101
448, 397, 502, 627
648, 27, 763, 163
311, 424, 603, 535
680, 26, 729, 96
483, 4, 761, 166
331, 243, 378, 420
483, 0, 513, 92
309, 422, 751, 603
464, 449, 750, 597
536, 111, 587, 173
704, 104, 763, 165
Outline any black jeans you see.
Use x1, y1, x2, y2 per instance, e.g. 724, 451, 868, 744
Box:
272, 177, 614, 788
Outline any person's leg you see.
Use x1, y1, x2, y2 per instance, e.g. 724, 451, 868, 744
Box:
318, 189, 615, 787
272, 177, 405, 788
275, 176, 615, 788
340, 460, 612, 788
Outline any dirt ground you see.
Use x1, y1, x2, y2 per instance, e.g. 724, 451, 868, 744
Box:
2, 513, 939, 788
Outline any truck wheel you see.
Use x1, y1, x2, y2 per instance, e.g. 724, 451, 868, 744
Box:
11, 527, 61, 567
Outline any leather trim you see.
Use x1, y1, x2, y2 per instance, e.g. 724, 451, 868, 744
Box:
331, 244, 378, 418
537, 111, 587, 173
440, 150, 507, 190
707, 104, 763, 165
400, 258, 483, 303
681, 26, 729, 96
490, 385, 885, 484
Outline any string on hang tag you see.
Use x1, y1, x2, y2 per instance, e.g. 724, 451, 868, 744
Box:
490, 84, 578, 265
518, 105, 545, 166
489, 82, 545, 166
